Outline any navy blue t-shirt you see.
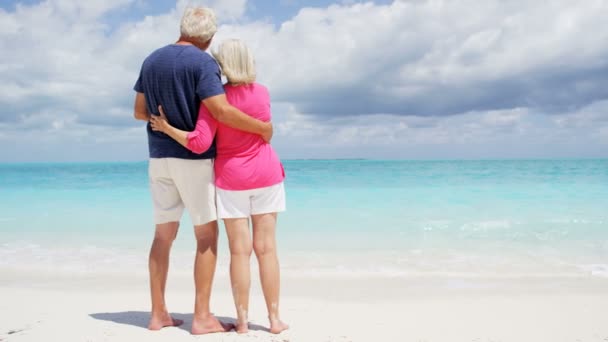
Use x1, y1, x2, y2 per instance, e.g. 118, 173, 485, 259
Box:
134, 44, 224, 159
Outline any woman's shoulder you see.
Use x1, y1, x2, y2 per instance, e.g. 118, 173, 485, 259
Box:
225, 82, 269, 96
251, 82, 267, 90
251, 82, 270, 97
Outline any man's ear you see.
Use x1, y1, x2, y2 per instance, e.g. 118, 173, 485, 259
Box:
202, 35, 214, 50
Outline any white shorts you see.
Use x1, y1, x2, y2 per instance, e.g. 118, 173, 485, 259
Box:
149, 158, 217, 225
216, 182, 286, 219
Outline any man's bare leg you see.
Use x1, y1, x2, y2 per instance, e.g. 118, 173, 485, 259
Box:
252, 213, 289, 334
191, 220, 232, 334
148, 221, 184, 330
225, 218, 253, 333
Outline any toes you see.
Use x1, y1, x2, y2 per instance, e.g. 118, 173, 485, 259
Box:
148, 324, 162, 331
269, 322, 289, 334
149, 316, 183, 330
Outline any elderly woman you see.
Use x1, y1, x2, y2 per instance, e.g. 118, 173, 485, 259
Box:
150, 39, 288, 335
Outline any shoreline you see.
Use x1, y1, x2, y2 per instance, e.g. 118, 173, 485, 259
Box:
2, 271, 608, 341
3, 268, 608, 295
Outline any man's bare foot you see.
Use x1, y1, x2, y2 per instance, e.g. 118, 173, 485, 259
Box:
148, 313, 184, 330
235, 320, 249, 334
269, 319, 289, 334
191, 314, 234, 335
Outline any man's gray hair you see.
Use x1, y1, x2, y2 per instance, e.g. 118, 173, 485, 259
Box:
180, 7, 217, 43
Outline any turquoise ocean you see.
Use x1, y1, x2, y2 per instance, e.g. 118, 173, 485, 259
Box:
1, 159, 607, 279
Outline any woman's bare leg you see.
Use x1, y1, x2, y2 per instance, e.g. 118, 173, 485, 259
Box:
252, 213, 289, 334
224, 218, 252, 333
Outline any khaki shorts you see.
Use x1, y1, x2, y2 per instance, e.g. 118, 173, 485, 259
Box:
149, 158, 217, 225
216, 182, 286, 219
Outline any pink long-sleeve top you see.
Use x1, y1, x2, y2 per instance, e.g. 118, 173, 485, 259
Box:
186, 83, 285, 191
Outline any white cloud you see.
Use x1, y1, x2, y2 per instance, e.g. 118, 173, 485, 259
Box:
0, 0, 251, 125
0, 0, 607, 161
554, 100, 608, 128
270, 101, 608, 159
552, 99, 608, 144
217, 0, 608, 116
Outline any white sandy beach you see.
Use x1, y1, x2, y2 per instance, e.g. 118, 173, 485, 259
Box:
2, 270, 608, 342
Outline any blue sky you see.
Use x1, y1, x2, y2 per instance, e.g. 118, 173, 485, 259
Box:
1, 0, 607, 162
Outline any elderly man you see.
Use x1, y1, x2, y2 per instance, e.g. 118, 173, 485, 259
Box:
133, 7, 272, 334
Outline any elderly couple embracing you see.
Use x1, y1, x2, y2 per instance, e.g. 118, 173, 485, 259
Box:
132, 6, 288, 335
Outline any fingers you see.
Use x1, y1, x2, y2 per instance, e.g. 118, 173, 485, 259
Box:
149, 108, 167, 132
149, 116, 161, 131
158, 105, 168, 120
263, 122, 273, 143
268, 122, 274, 141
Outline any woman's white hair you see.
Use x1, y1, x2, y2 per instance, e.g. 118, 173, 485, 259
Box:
213, 39, 256, 84
180, 7, 217, 43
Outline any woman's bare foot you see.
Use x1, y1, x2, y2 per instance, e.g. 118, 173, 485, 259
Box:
191, 314, 234, 335
148, 313, 183, 330
235, 319, 249, 334
236, 307, 249, 334
269, 318, 289, 334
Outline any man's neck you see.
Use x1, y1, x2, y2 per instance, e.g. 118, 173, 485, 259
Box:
175, 39, 194, 46
176, 35, 212, 50
175, 36, 208, 50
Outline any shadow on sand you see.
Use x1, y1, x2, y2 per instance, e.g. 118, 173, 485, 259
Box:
89, 311, 269, 333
